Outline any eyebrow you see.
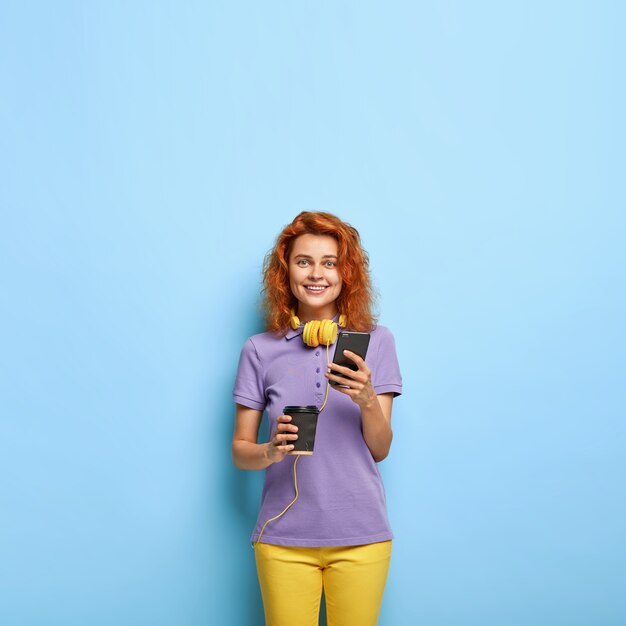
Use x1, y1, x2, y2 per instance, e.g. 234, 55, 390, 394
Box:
293, 254, 338, 260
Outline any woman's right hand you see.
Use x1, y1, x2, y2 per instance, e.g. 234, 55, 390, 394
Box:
266, 414, 299, 464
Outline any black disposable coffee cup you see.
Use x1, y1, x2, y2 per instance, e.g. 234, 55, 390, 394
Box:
283, 405, 320, 455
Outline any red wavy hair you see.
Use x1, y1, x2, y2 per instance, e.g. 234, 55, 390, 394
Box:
262, 211, 376, 333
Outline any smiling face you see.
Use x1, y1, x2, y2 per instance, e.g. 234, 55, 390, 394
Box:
288, 234, 343, 322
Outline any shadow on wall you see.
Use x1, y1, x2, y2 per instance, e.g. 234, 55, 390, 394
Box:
221, 304, 267, 625
225, 422, 267, 626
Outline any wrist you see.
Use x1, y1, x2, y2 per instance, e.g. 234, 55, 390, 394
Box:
263, 442, 273, 465
359, 390, 379, 411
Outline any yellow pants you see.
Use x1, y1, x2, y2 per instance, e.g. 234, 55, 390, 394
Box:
254, 540, 392, 626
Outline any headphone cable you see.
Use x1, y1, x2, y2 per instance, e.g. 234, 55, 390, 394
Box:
253, 340, 331, 548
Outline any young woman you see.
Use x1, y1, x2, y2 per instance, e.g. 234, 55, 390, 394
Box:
232, 211, 402, 626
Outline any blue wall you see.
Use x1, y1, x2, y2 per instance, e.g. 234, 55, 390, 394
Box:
1, 2, 624, 625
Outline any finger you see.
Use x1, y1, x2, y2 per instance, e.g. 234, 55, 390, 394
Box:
327, 362, 359, 379
328, 362, 368, 380
277, 423, 298, 434
329, 383, 357, 397
325, 369, 347, 382
330, 370, 368, 385
277, 414, 292, 423
276, 432, 298, 443
342, 352, 372, 377
342, 349, 365, 366
325, 369, 367, 386
325, 371, 357, 387
274, 444, 295, 454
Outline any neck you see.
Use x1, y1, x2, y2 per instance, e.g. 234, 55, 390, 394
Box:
295, 304, 339, 323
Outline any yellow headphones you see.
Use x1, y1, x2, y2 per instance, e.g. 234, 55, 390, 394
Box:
290, 309, 347, 347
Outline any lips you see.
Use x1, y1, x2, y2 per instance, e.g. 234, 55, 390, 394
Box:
304, 285, 328, 293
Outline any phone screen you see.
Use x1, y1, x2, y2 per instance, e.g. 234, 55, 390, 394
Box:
329, 331, 370, 385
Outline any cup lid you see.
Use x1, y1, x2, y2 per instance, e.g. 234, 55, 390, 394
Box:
283, 405, 320, 413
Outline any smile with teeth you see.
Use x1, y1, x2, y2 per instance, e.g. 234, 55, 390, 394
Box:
304, 285, 328, 292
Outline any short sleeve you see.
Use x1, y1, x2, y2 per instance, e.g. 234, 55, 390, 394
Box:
232, 338, 267, 410
371, 326, 403, 397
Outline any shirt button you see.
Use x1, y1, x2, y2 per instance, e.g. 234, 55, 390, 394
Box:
316, 382, 321, 388
316, 367, 320, 373
315, 351, 320, 356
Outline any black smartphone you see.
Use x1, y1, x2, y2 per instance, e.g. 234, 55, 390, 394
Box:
329, 331, 371, 385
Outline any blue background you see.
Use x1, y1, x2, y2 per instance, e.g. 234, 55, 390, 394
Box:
1, 1, 624, 625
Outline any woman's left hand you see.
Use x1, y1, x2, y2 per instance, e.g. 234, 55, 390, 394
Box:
325, 350, 377, 409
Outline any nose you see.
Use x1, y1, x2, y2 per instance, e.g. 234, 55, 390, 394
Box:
308, 264, 324, 280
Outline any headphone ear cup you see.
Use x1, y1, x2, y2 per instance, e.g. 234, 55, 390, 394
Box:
319, 319, 338, 346
328, 321, 338, 345
309, 320, 321, 348
291, 312, 301, 330
303, 321, 320, 347
319, 319, 330, 344
299, 316, 342, 347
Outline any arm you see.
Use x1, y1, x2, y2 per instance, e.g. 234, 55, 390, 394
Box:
360, 392, 394, 462
231, 403, 299, 470
325, 351, 395, 462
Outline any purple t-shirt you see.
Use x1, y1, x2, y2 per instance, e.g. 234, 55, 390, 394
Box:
233, 323, 402, 547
